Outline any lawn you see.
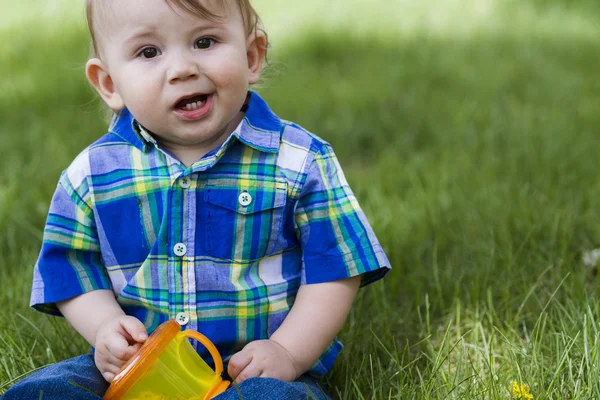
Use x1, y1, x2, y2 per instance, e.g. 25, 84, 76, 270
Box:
2, 0, 600, 398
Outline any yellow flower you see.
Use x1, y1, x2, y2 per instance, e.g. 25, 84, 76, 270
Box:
512, 381, 533, 399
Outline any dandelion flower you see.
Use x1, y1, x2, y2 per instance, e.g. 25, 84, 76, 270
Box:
582, 249, 600, 267
511, 381, 533, 399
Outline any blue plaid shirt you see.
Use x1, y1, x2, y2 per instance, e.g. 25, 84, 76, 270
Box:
31, 91, 390, 374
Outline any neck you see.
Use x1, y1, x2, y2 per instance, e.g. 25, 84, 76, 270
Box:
163, 112, 245, 168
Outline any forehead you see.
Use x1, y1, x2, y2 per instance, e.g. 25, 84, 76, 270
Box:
166, 0, 230, 19
92, 0, 235, 32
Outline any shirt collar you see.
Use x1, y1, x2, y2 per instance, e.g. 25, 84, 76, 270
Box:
108, 91, 282, 153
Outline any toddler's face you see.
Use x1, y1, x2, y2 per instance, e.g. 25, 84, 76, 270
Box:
88, 0, 263, 157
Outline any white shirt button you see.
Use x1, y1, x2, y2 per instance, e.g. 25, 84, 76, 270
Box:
238, 192, 253, 207
173, 243, 187, 257
175, 312, 189, 326
179, 177, 191, 189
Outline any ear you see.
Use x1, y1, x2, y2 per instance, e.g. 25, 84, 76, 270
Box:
246, 30, 267, 84
86, 58, 125, 111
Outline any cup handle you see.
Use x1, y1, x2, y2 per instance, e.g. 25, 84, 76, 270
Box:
182, 330, 224, 375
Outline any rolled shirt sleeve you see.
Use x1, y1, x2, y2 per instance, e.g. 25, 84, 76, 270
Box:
294, 144, 390, 286
30, 173, 112, 315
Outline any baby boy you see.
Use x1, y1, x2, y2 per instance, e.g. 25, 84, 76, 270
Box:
3, 0, 390, 398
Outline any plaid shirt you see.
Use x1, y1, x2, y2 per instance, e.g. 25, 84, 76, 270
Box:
31, 92, 390, 374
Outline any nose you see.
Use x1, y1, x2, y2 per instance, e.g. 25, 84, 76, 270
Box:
167, 50, 199, 83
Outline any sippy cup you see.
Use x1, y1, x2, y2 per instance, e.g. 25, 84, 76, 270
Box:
103, 319, 230, 400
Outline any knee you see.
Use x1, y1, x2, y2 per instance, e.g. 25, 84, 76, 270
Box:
221, 377, 320, 400
2, 369, 106, 400
2, 380, 44, 400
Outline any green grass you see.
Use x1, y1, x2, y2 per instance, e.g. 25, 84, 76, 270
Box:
3, 0, 600, 398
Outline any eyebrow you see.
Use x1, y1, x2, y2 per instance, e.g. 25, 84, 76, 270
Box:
122, 28, 159, 48
122, 20, 225, 48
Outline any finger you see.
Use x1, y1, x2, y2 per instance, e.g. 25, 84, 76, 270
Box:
102, 371, 115, 383
104, 362, 122, 375
100, 363, 122, 383
235, 361, 263, 384
117, 342, 142, 361
119, 316, 148, 343
103, 351, 129, 367
227, 350, 253, 380
106, 335, 137, 361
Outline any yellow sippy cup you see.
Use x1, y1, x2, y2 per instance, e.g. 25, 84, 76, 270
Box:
103, 319, 230, 400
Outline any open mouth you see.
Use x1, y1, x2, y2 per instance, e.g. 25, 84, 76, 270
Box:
175, 94, 208, 111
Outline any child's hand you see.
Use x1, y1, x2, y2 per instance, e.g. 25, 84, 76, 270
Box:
94, 315, 148, 382
227, 339, 300, 383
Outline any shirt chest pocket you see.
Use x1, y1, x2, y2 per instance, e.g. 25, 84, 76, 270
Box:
203, 177, 288, 262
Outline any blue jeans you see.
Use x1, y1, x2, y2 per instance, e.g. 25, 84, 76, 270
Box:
2, 354, 331, 399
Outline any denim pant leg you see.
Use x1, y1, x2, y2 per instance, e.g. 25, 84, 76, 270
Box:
215, 375, 332, 400
2, 354, 108, 400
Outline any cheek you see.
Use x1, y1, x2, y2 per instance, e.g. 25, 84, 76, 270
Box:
208, 51, 249, 85
117, 79, 162, 121
116, 73, 161, 107
214, 68, 249, 93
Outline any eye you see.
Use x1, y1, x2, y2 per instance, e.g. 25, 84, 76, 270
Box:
139, 47, 160, 59
194, 38, 215, 49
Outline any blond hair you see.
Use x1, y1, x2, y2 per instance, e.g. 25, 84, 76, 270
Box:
85, 0, 268, 59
